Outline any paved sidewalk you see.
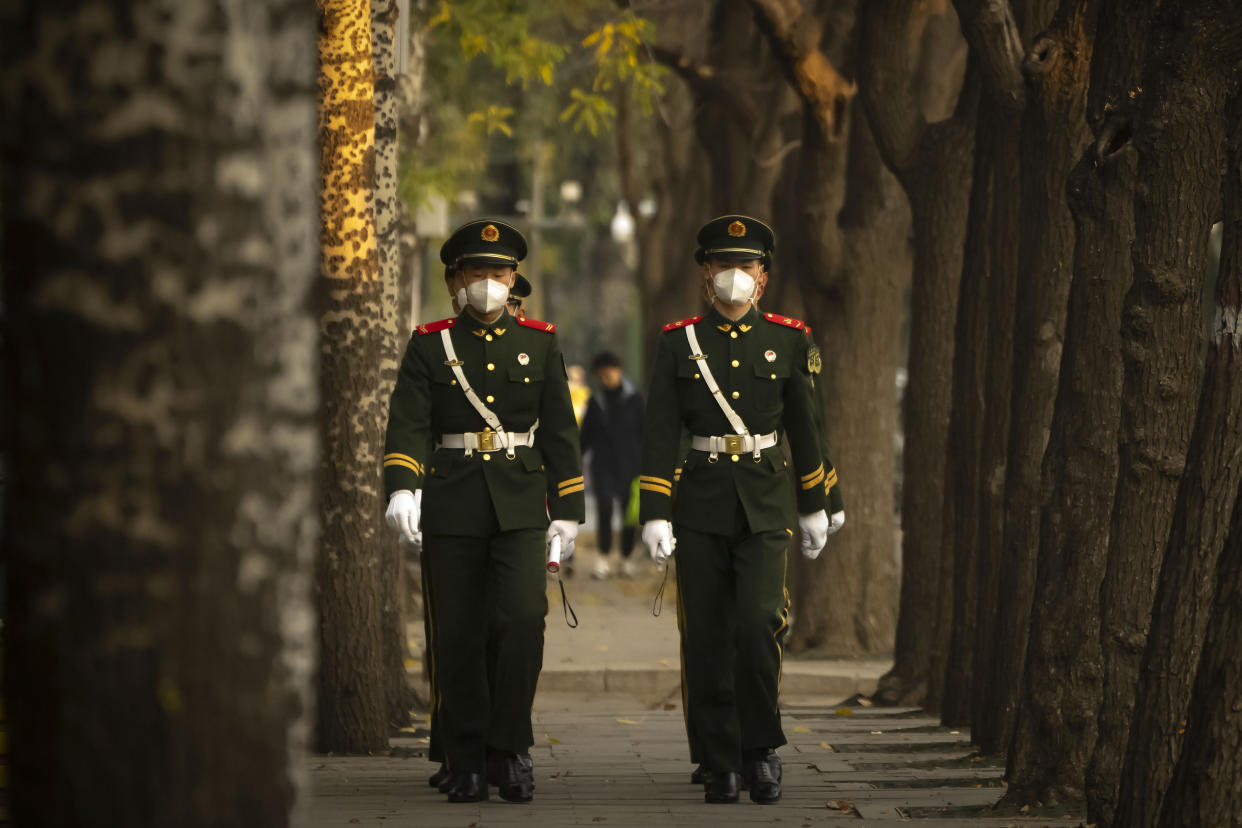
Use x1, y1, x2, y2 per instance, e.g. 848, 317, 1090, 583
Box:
307, 695, 1081, 826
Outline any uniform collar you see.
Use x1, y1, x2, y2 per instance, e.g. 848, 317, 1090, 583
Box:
457, 307, 512, 338
707, 304, 760, 336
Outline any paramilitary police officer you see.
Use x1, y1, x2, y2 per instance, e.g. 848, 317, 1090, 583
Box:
384, 219, 584, 803
639, 215, 844, 805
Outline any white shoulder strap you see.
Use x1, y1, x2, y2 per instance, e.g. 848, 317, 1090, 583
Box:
685, 324, 749, 436
440, 327, 507, 440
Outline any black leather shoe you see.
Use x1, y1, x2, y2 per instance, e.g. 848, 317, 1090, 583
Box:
690, 764, 712, 785
492, 754, 535, 803
437, 771, 455, 794
446, 772, 487, 802
745, 752, 782, 804
704, 770, 740, 803
428, 762, 450, 789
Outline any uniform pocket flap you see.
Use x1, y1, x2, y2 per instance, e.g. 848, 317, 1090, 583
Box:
753, 363, 791, 380
508, 365, 544, 383
517, 447, 544, 473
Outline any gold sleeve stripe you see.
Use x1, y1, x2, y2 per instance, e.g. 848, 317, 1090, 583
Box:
785, 528, 794, 536
674, 467, 683, 481
800, 463, 825, 483
639, 482, 672, 496
824, 470, 839, 488
557, 476, 584, 490
558, 483, 585, 497
384, 452, 418, 463
639, 474, 673, 487
384, 458, 422, 474
801, 468, 825, 490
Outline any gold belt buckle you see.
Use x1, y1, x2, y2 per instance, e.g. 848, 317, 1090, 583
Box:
723, 435, 744, 454
477, 430, 497, 451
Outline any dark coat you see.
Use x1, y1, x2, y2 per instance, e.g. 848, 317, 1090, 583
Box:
580, 378, 644, 500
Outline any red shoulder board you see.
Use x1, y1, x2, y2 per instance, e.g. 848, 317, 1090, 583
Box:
663, 315, 703, 332
517, 316, 556, 333
416, 318, 456, 335
763, 312, 805, 331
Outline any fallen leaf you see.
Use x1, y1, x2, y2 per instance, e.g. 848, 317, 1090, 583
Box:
659, 658, 671, 666
835, 707, 853, 716
949, 730, 961, 735
870, 730, 883, 735
819, 741, 835, 751
616, 718, 638, 725
793, 725, 811, 733
663, 703, 677, 710
1020, 804, 1030, 813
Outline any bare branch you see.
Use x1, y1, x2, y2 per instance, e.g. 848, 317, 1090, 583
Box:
749, 0, 857, 140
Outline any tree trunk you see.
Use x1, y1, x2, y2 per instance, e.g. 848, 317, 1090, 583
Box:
370, 0, 415, 734
1005, 1, 1153, 805
848, 0, 974, 701
1156, 483, 1242, 828
1085, 2, 1234, 817
1, 2, 319, 825
1091, 6, 1242, 824
316, 0, 389, 754
975, 0, 1094, 755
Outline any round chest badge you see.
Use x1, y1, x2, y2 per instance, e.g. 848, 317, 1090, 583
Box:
764, 350, 777, 363
517, 353, 530, 365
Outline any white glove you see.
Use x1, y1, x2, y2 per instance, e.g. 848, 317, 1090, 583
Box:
828, 510, 845, 535
642, 520, 676, 564
799, 509, 829, 560
386, 489, 421, 544
546, 520, 579, 563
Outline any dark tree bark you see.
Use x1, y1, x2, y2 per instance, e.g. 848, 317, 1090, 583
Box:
316, 0, 390, 754
844, 0, 976, 705
1085, 1, 1237, 818
974, 0, 1095, 755
1157, 475, 1242, 827
1, 2, 319, 826
1094, 7, 1242, 825
1005, 0, 1155, 806
751, 0, 907, 656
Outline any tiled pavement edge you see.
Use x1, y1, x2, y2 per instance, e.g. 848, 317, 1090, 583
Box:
307, 698, 1084, 827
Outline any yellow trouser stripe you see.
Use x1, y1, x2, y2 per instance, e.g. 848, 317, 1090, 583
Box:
800, 463, 824, 483
385, 457, 422, 474
558, 483, 585, 496
639, 482, 672, 496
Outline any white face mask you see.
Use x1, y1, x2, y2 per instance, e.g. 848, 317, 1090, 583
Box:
712, 267, 757, 306
457, 278, 511, 315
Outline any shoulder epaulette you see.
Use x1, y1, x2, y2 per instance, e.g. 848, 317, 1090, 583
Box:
416, 318, 456, 335
663, 315, 702, 332
517, 316, 556, 333
763, 311, 805, 331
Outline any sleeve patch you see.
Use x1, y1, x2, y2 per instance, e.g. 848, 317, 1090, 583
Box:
808, 344, 822, 374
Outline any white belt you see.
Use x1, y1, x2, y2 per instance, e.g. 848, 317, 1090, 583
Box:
691, 431, 778, 461
438, 423, 537, 457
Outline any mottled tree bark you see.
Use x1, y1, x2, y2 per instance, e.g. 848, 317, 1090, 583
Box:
370, 0, 415, 734
1092, 5, 1242, 824
975, 0, 1095, 755
316, 0, 389, 754
1005, 0, 1155, 806
1, 2, 319, 826
1085, 2, 1236, 818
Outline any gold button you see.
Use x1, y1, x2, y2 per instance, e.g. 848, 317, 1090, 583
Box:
451, 379, 457, 385
731, 360, 740, 367
770, 373, 776, 379
524, 377, 530, 383
485, 334, 493, 342
731, 391, 740, 399
486, 395, 495, 403
482, 453, 491, 461
487, 363, 495, 371
730, 331, 738, 339
731, 454, 740, 462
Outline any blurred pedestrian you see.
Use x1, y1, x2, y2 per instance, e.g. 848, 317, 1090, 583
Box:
579, 350, 645, 579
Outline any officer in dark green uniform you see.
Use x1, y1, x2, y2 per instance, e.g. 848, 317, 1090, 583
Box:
640, 215, 843, 805
385, 219, 585, 803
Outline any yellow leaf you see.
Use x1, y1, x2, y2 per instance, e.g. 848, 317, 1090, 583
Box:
793, 725, 811, 733
427, 1, 451, 28
616, 718, 638, 725
582, 30, 601, 47
540, 64, 553, 85
835, 707, 853, 716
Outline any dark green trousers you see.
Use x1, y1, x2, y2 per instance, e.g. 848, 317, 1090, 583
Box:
424, 527, 547, 772
674, 512, 790, 773
421, 546, 443, 764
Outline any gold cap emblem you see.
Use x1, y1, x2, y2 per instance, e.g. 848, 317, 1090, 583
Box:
481, 224, 500, 242
727, 220, 746, 237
